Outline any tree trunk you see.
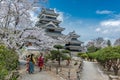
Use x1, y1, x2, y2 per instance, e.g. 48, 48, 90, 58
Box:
66, 59, 70, 66
58, 55, 60, 66
113, 64, 119, 75
106, 60, 112, 71
58, 49, 61, 66
112, 59, 120, 75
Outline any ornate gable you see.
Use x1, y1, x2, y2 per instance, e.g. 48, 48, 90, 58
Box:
45, 21, 58, 28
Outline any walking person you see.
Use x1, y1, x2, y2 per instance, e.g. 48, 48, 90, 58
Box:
29, 54, 36, 74
38, 53, 44, 72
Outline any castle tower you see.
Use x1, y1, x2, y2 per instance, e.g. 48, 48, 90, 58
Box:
65, 31, 83, 51
36, 8, 65, 39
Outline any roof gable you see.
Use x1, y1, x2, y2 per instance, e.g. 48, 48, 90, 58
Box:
45, 22, 58, 28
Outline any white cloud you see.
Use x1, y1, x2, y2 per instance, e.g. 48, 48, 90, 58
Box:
29, 11, 39, 27
61, 19, 83, 34
95, 28, 101, 32
54, 9, 83, 35
54, 8, 64, 22
100, 20, 120, 27
57, 12, 64, 22
95, 19, 120, 35
29, 11, 38, 21
102, 30, 109, 34
96, 10, 113, 14
96, 10, 120, 35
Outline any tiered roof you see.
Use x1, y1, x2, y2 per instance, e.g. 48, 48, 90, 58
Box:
36, 8, 65, 38
65, 31, 83, 44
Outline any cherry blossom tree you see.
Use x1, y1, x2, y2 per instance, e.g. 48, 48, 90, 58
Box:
0, 0, 47, 50
0, 0, 45, 29
20, 27, 62, 50
0, 0, 65, 58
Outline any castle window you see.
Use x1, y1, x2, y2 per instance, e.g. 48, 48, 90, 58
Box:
46, 16, 56, 20
48, 29, 55, 32
48, 24, 54, 27
71, 38, 77, 40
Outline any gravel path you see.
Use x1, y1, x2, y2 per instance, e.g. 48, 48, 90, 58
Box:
19, 71, 60, 80
81, 61, 109, 80
18, 61, 65, 80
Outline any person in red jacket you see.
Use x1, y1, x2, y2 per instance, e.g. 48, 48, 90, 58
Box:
38, 53, 44, 71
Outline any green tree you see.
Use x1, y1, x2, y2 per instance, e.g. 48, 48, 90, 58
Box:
54, 45, 63, 50
77, 52, 88, 59
87, 45, 101, 53
0, 45, 19, 79
87, 46, 120, 75
47, 45, 71, 66
87, 52, 98, 61
61, 50, 71, 66
77, 52, 85, 57
107, 40, 111, 46
54, 45, 63, 66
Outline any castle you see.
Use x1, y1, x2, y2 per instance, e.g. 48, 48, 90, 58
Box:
21, 8, 83, 52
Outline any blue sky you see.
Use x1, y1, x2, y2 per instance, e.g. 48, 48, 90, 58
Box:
44, 0, 120, 43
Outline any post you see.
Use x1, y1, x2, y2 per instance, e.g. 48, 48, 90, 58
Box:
78, 62, 82, 72
60, 66, 62, 72
68, 69, 70, 80
56, 66, 58, 74
76, 71, 80, 80
49, 65, 51, 71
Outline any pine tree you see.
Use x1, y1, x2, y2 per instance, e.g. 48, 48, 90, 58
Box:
107, 40, 111, 46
